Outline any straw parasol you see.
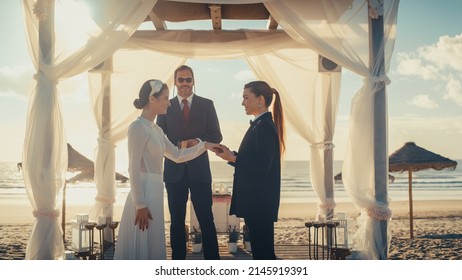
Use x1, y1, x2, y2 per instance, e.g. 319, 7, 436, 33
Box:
18, 144, 128, 183
389, 142, 457, 238
334, 172, 395, 184
67, 143, 128, 183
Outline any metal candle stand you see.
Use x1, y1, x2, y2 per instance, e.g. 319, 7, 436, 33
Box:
95, 223, 107, 260
108, 221, 119, 256
77, 221, 119, 260
305, 221, 339, 260
84, 222, 97, 260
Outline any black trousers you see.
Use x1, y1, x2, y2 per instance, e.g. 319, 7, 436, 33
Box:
165, 172, 220, 260
245, 218, 277, 260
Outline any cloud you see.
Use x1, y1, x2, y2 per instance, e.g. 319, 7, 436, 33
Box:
0, 64, 35, 99
396, 32, 462, 106
390, 114, 462, 135
396, 55, 440, 80
407, 94, 438, 109
0, 64, 89, 103
424, 34, 462, 72
233, 70, 254, 82
389, 115, 462, 159
443, 75, 462, 106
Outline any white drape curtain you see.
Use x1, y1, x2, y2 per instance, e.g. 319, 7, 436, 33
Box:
108, 32, 339, 223
246, 50, 341, 218
88, 50, 186, 221
22, 0, 157, 259
265, 0, 399, 259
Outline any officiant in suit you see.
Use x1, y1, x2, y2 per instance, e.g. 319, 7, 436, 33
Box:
214, 81, 285, 260
156, 65, 222, 260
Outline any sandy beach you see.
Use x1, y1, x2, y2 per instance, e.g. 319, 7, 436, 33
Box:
1, 199, 461, 260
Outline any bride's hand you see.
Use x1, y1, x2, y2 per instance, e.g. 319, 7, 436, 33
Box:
204, 142, 221, 151
135, 207, 153, 231
179, 139, 199, 148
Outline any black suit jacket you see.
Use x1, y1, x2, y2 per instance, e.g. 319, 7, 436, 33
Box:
157, 95, 222, 183
229, 112, 281, 222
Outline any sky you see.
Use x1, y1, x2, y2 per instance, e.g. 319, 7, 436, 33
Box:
1, 1, 462, 173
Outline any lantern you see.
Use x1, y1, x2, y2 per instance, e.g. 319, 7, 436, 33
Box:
71, 214, 90, 253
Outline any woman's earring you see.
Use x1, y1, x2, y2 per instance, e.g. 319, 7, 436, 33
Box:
258, 103, 261, 108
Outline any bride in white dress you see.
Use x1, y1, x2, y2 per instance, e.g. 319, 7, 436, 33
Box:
114, 79, 220, 260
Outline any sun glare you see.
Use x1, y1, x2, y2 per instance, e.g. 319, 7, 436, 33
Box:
54, 1, 100, 59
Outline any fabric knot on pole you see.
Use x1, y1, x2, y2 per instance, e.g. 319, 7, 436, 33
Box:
311, 141, 335, 150
367, 205, 392, 220
95, 195, 116, 205
317, 198, 337, 210
33, 71, 58, 88
33, 0, 49, 22
368, 0, 384, 19
33, 209, 60, 219
367, 74, 391, 86
97, 137, 116, 149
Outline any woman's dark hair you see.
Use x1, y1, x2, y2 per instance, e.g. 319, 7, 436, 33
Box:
244, 81, 285, 154
133, 79, 168, 109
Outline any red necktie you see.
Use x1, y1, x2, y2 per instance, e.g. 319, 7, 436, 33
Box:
182, 99, 190, 121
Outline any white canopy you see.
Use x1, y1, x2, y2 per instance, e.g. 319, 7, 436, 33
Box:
21, 0, 399, 260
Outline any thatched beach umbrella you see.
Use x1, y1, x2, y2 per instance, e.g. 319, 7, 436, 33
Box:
334, 172, 395, 184
389, 142, 457, 238
67, 144, 128, 183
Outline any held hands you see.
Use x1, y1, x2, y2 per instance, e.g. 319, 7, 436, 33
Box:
178, 139, 199, 148
204, 142, 222, 152
135, 207, 153, 231
211, 144, 236, 163
181, 140, 236, 162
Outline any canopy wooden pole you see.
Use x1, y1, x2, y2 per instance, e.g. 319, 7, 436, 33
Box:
370, 4, 389, 259
408, 168, 414, 238
324, 74, 335, 220
62, 182, 67, 242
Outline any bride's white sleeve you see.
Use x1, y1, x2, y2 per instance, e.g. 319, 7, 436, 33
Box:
164, 136, 206, 163
127, 122, 147, 209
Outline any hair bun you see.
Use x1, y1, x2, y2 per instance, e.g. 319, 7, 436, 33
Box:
133, 99, 142, 109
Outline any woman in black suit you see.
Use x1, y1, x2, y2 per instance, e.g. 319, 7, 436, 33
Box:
215, 81, 285, 260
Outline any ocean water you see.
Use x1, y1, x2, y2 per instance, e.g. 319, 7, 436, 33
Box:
1, 161, 461, 205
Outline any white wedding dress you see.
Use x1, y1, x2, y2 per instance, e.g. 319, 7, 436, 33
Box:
114, 116, 206, 260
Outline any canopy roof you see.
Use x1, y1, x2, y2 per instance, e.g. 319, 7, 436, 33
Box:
147, 1, 277, 30
143, 0, 353, 31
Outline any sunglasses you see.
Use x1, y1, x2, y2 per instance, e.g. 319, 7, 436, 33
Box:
177, 77, 193, 83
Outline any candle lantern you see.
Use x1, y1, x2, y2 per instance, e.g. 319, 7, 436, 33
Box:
71, 214, 90, 253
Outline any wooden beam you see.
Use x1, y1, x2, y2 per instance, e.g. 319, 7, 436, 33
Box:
149, 10, 166, 30
209, 4, 222, 30
267, 15, 278, 30
152, 1, 210, 22
221, 4, 269, 19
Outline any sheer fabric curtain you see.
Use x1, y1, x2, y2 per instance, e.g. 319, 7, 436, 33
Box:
125, 30, 301, 59
88, 50, 186, 221
21, 0, 157, 259
124, 29, 341, 221
97, 27, 340, 240
87, 29, 299, 224
246, 49, 341, 218
265, 0, 399, 259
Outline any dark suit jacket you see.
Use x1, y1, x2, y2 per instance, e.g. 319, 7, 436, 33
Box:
229, 112, 281, 222
156, 95, 222, 183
